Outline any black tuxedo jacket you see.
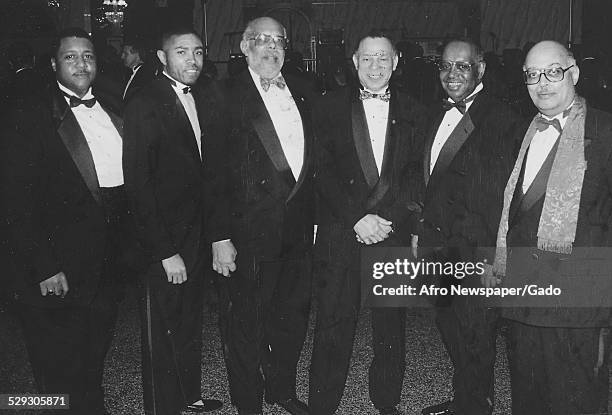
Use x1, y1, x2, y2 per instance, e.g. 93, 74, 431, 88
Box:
503, 105, 612, 327
123, 76, 225, 272
123, 63, 157, 103
0, 86, 130, 307
421, 92, 526, 262
314, 86, 429, 266
208, 71, 315, 278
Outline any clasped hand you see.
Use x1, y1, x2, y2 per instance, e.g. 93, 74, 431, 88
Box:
212, 240, 237, 277
354, 214, 393, 245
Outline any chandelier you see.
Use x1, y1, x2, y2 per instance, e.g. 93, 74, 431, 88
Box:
102, 0, 128, 24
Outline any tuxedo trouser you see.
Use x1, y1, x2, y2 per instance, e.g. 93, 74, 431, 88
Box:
217, 255, 311, 412
18, 186, 126, 415
309, 251, 406, 414
507, 321, 609, 415
435, 296, 498, 415
138, 259, 204, 415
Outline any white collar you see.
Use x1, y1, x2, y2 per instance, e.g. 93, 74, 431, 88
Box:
163, 71, 189, 92
447, 82, 483, 103
57, 81, 94, 100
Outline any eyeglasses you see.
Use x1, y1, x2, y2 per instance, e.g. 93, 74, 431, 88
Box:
437, 61, 478, 73
523, 65, 574, 85
245, 33, 288, 49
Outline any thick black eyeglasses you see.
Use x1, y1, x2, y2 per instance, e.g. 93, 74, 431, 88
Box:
245, 33, 288, 49
523, 65, 574, 85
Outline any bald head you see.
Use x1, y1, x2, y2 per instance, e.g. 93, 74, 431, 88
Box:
524, 40, 579, 117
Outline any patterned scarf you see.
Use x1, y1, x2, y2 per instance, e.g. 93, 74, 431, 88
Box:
493, 96, 587, 277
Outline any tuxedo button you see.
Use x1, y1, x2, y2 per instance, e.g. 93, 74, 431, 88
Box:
349, 179, 355, 184
436, 227, 441, 232
260, 179, 267, 184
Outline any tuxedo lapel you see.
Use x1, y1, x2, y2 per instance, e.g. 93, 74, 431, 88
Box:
513, 137, 561, 222
351, 97, 379, 189
429, 111, 475, 185
52, 90, 101, 204
242, 74, 294, 188
365, 92, 399, 209
286, 79, 311, 203
424, 113, 444, 186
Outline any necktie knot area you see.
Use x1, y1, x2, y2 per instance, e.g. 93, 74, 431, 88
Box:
535, 117, 562, 134
359, 89, 391, 102
260, 76, 286, 92
441, 95, 476, 114
63, 92, 96, 108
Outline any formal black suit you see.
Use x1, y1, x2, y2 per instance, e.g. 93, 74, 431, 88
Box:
209, 71, 315, 412
123, 63, 157, 103
0, 85, 131, 414
123, 75, 224, 415
502, 105, 612, 415
420, 91, 525, 415
311, 86, 428, 414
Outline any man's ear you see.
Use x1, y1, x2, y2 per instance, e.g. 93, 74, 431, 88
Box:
392, 54, 399, 71
239, 40, 248, 57
51, 57, 57, 73
569, 65, 580, 86
352, 54, 359, 71
156, 50, 167, 67
477, 61, 486, 81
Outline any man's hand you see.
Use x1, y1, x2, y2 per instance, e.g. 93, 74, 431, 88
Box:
480, 263, 501, 288
39, 272, 69, 297
354, 214, 392, 245
161, 254, 187, 284
212, 240, 237, 277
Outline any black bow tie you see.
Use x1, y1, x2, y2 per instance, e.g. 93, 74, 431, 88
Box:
165, 75, 192, 94
359, 89, 390, 102
63, 92, 96, 108
260, 76, 286, 92
441, 95, 476, 114
535, 117, 562, 134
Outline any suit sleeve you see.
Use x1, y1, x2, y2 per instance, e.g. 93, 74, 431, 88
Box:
0, 102, 62, 283
122, 98, 177, 261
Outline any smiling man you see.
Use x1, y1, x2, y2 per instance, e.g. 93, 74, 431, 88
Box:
208, 16, 316, 415
122, 27, 224, 414
492, 40, 612, 415
309, 32, 429, 415
419, 39, 526, 415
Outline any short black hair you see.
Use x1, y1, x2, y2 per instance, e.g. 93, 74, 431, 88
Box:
52, 27, 94, 59
123, 37, 149, 61
442, 38, 484, 62
159, 26, 201, 51
355, 30, 397, 56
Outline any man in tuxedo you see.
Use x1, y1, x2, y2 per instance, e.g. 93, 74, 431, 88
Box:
122, 27, 223, 414
420, 39, 525, 415
492, 40, 612, 415
210, 16, 314, 415
0, 28, 131, 414
121, 38, 156, 102
309, 32, 428, 415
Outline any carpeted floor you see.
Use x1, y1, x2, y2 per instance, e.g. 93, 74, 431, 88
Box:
0, 282, 519, 415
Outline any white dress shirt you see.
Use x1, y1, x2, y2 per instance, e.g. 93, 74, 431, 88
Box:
522, 111, 568, 193
361, 90, 390, 174
123, 64, 142, 99
58, 82, 124, 187
430, 82, 484, 174
249, 67, 304, 180
164, 72, 202, 158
